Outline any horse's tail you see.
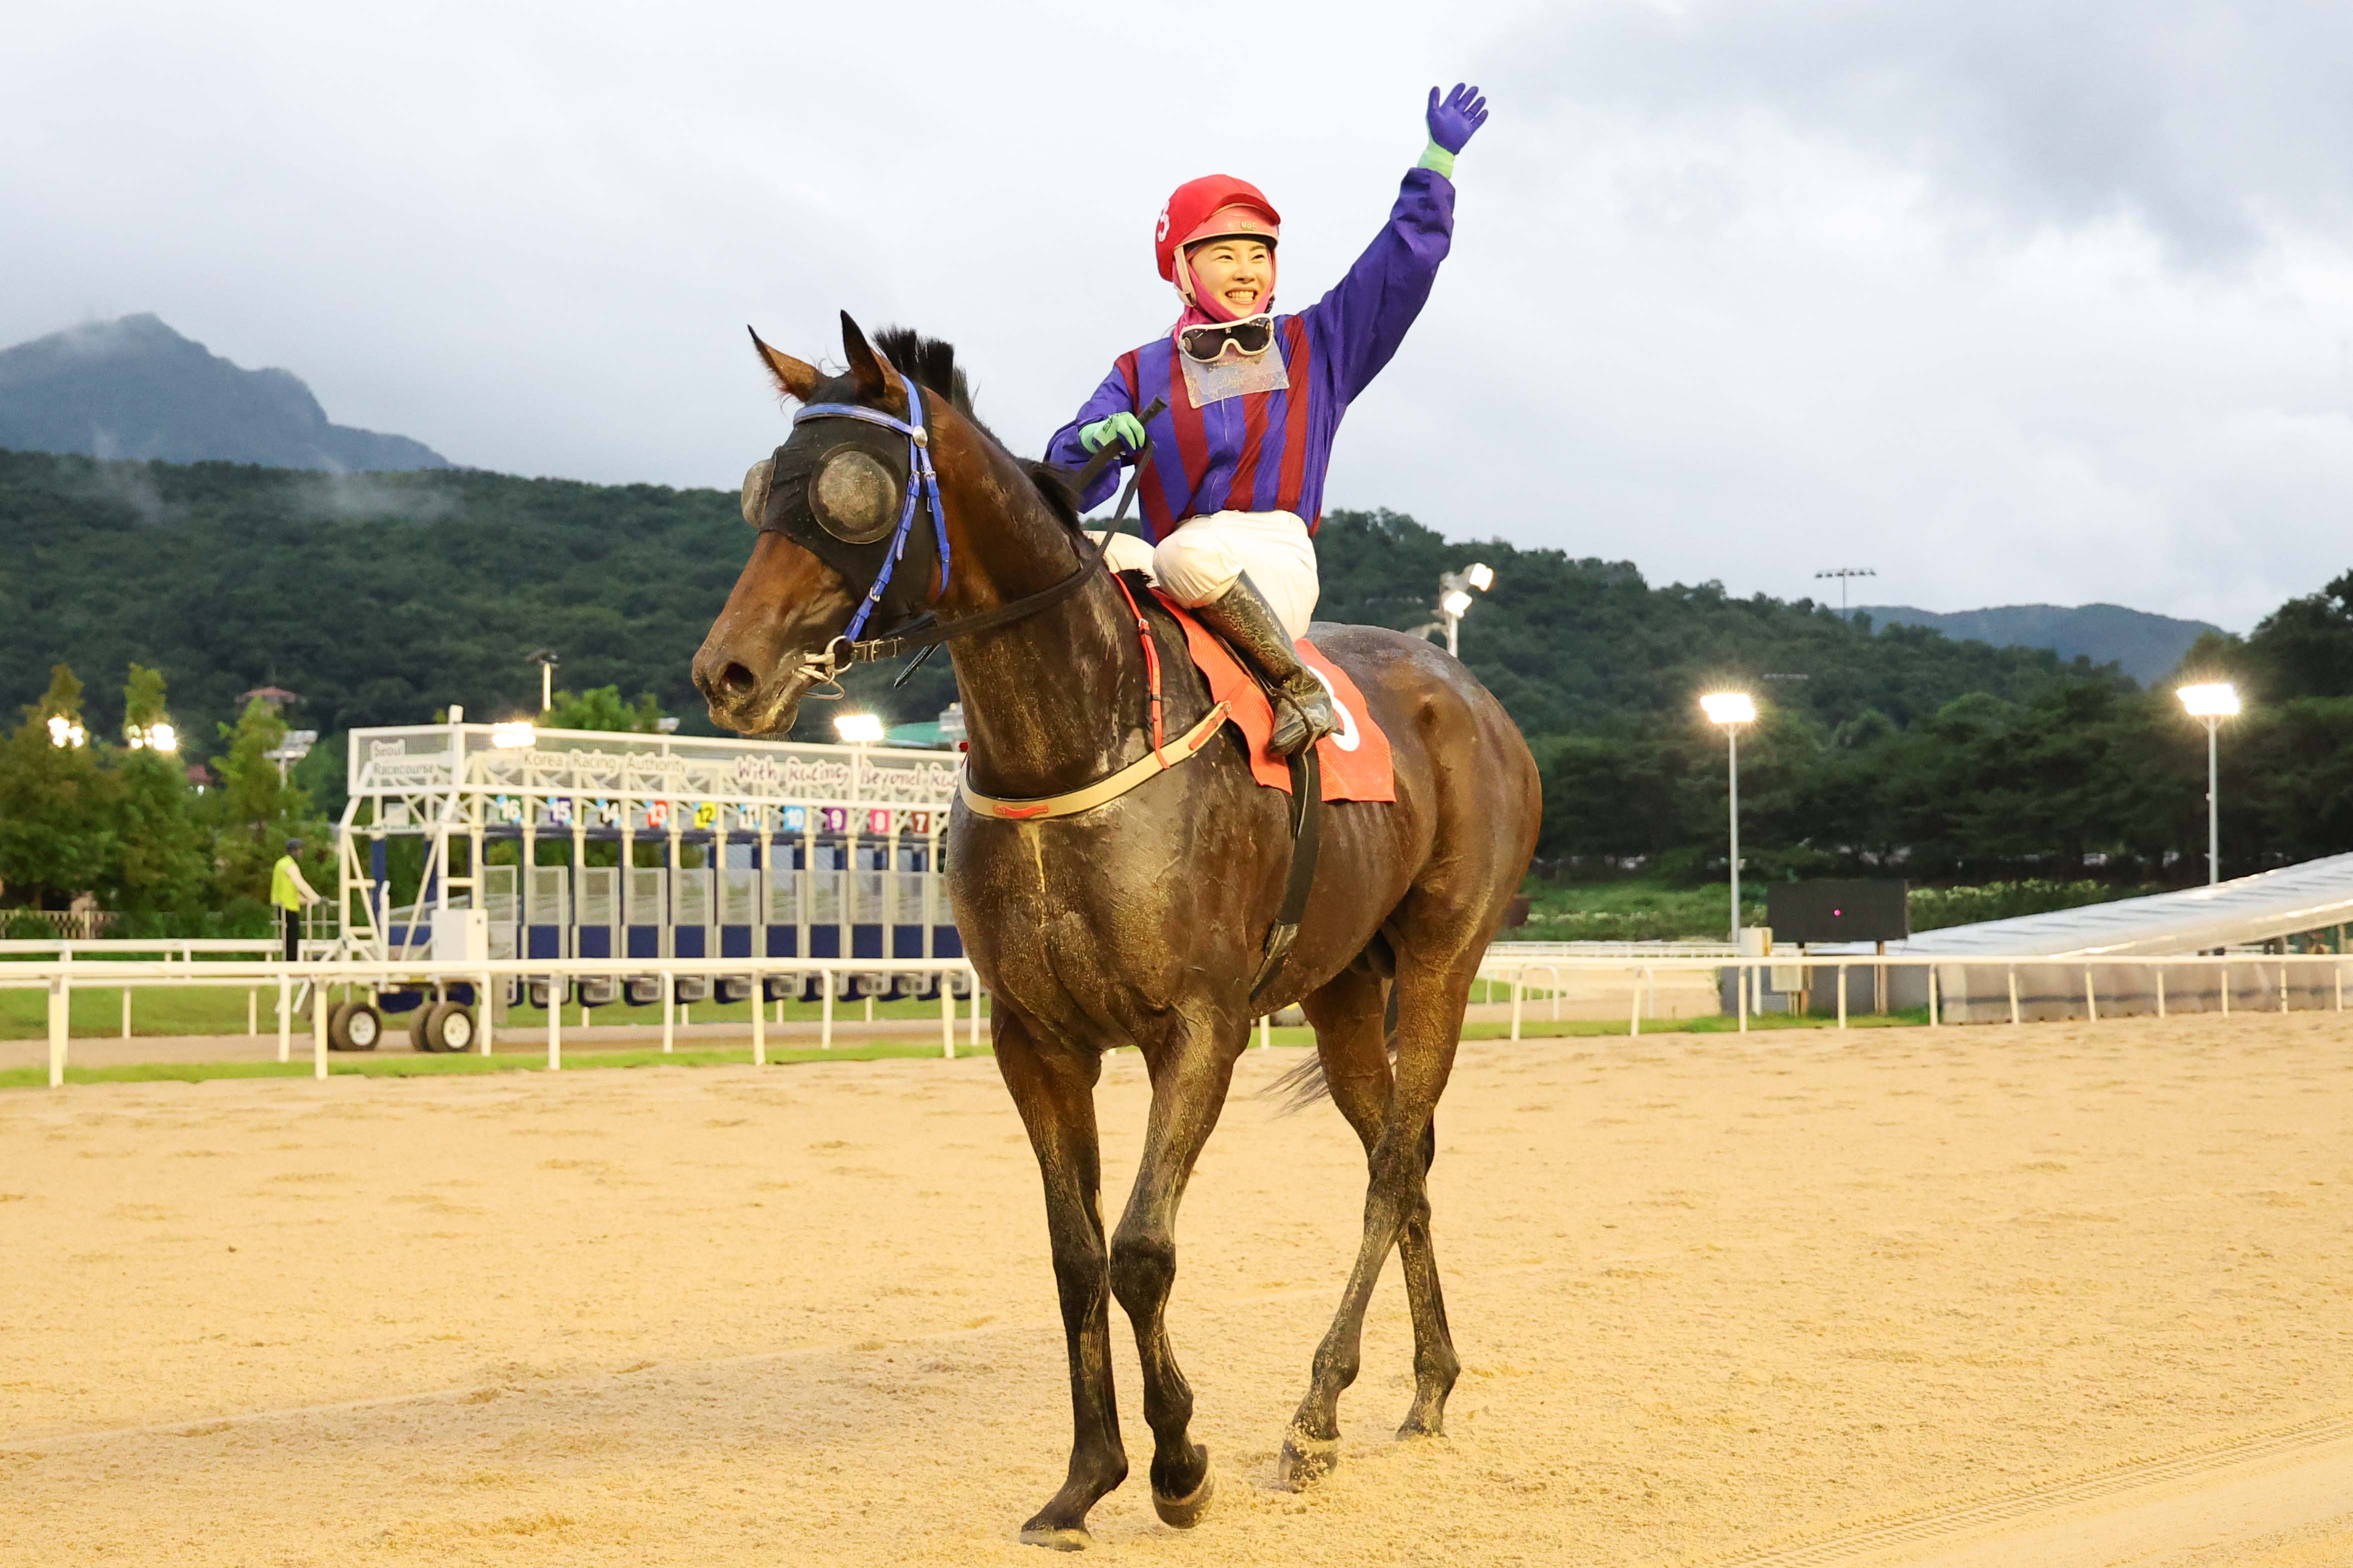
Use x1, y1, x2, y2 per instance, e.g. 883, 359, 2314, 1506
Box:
1262, 974, 1402, 1115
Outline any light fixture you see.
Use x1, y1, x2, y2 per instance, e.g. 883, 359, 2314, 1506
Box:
2176, 682, 2239, 718
2176, 682, 2240, 884
46, 715, 86, 749
1440, 588, 1474, 618
1699, 691, 1756, 948
490, 720, 537, 749
834, 713, 886, 745
149, 723, 177, 753
1700, 692, 1757, 726
1464, 562, 1494, 592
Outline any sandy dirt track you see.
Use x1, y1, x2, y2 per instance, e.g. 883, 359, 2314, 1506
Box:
2, 1015, 2350, 1566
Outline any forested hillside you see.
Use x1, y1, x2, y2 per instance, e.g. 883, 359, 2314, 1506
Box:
6, 448, 2348, 885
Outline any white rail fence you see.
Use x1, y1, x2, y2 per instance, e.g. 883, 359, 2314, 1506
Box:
8, 949, 2348, 1091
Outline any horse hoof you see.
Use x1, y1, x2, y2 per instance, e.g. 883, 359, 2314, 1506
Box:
1152, 1457, 1216, 1528
1276, 1432, 1341, 1491
1396, 1412, 1444, 1441
1017, 1525, 1093, 1552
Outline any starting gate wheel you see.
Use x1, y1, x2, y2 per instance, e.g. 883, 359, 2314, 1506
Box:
328, 1000, 383, 1052
420, 1001, 476, 1053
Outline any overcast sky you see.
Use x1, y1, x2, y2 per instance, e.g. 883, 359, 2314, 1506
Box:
10, 0, 2352, 629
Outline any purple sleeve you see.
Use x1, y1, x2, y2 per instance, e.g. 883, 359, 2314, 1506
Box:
1044, 364, 1137, 511
1299, 166, 1456, 405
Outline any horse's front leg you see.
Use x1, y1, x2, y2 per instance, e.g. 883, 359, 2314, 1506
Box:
995, 1012, 1127, 1550
1108, 1016, 1246, 1529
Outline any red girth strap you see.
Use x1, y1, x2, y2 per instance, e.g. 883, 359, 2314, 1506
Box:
1108, 570, 1166, 759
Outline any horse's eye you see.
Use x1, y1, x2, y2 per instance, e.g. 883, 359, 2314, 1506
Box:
810, 447, 899, 543
739, 458, 774, 528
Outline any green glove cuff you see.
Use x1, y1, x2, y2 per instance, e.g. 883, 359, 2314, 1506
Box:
1416, 138, 1456, 179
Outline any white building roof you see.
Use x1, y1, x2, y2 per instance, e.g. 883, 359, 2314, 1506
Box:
1893, 853, 2353, 957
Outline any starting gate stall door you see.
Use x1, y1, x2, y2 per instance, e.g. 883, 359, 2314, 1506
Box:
719, 867, 759, 959
576, 866, 619, 960
851, 844, 887, 962
672, 868, 714, 960
526, 866, 571, 960
931, 830, 962, 959
806, 846, 844, 959
483, 864, 520, 961
764, 849, 801, 958
626, 867, 668, 959
893, 842, 928, 960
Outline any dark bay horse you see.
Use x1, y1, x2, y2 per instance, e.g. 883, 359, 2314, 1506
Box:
692, 315, 1540, 1549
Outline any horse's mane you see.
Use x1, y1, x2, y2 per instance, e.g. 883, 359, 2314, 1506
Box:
872, 325, 1082, 531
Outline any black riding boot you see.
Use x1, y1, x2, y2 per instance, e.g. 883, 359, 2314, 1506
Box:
1192, 574, 1336, 756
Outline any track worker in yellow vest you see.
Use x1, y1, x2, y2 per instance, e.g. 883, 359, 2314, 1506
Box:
270, 838, 320, 962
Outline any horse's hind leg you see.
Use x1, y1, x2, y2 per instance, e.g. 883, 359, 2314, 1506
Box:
1282, 952, 1471, 1486
1107, 1015, 1247, 1528
1296, 969, 1463, 1454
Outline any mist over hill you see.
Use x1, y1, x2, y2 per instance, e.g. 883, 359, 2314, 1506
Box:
1, 447, 2108, 756
0, 315, 448, 472
1849, 603, 2220, 686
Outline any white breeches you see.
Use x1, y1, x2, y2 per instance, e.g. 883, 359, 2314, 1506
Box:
1092, 509, 1320, 642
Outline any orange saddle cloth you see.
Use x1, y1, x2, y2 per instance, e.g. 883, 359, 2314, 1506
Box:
1152, 589, 1396, 803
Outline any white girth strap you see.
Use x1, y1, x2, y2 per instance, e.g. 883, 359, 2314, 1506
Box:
960, 703, 1230, 822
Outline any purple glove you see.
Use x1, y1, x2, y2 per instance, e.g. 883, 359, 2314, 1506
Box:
1425, 82, 1488, 154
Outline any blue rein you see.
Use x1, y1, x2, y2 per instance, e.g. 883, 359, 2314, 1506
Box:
793, 376, 952, 642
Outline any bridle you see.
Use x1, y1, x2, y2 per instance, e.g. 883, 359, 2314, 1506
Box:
778, 376, 1164, 697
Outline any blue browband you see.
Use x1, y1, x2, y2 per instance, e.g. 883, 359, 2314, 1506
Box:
793, 377, 952, 641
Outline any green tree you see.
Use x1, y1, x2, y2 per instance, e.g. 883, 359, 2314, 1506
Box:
2246, 570, 2353, 700
542, 685, 668, 733
204, 698, 328, 904
104, 664, 210, 913
0, 665, 119, 907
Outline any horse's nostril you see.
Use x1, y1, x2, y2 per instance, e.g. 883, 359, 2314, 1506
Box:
719, 663, 756, 697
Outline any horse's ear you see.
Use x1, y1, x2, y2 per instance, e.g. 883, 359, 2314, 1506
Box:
747, 327, 820, 401
841, 311, 896, 399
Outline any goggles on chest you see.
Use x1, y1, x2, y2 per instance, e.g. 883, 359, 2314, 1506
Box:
1178, 313, 1276, 365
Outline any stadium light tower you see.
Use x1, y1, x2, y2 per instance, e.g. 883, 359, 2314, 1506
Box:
1814, 566, 1876, 614
526, 648, 560, 713
1436, 563, 1494, 657
1700, 691, 1757, 943
2176, 682, 2240, 885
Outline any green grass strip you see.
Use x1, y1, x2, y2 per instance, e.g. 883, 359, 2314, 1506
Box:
0, 1038, 1000, 1090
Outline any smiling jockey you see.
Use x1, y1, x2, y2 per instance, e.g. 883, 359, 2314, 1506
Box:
1047, 82, 1490, 756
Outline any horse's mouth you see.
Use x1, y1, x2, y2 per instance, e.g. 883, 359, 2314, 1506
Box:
701, 662, 818, 738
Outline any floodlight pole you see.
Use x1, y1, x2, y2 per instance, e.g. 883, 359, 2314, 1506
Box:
1444, 611, 1460, 659
2202, 714, 2221, 885
1726, 724, 1742, 945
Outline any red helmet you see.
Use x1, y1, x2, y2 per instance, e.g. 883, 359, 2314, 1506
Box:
1154, 174, 1282, 283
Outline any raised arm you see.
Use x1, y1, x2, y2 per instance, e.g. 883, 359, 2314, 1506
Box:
1302, 83, 1488, 405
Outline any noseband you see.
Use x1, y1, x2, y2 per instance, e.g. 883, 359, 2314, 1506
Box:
784, 384, 1164, 694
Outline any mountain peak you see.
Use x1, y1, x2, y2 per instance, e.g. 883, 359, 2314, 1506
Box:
0, 315, 449, 472
1848, 602, 2222, 685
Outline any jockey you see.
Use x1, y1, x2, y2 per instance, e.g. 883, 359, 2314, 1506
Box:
1046, 83, 1490, 756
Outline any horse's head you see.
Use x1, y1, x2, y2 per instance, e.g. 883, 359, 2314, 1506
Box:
694, 312, 964, 735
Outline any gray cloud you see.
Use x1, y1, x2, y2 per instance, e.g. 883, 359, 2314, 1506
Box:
6, 0, 2351, 635
1500, 0, 2353, 266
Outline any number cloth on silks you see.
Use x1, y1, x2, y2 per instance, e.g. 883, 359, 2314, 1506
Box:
1154, 587, 1396, 802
